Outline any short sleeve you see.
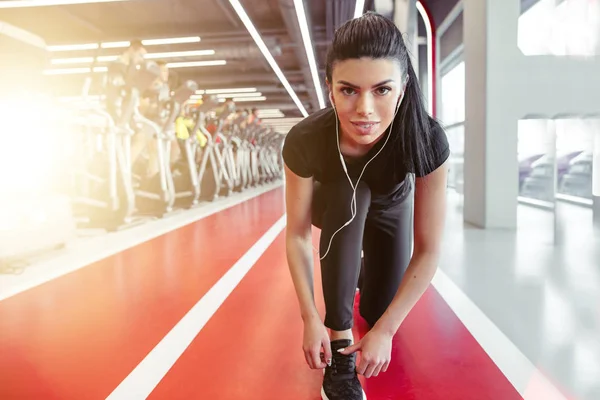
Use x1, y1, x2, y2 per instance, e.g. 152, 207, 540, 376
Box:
282, 126, 313, 178
415, 119, 451, 177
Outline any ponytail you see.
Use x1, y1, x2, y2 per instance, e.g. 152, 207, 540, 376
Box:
391, 57, 436, 177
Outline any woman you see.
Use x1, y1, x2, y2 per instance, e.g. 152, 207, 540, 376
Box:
282, 12, 449, 400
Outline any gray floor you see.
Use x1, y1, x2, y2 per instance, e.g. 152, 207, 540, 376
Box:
439, 192, 600, 400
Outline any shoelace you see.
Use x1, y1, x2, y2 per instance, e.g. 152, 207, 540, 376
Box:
330, 352, 356, 378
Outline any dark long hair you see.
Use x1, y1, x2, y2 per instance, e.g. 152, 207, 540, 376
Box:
325, 12, 435, 176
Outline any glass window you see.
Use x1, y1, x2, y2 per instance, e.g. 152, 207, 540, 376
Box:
518, 119, 556, 203
518, 118, 596, 202
518, 0, 600, 56
440, 61, 465, 193
440, 61, 465, 126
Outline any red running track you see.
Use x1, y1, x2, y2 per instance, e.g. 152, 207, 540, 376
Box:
0, 189, 285, 400
0, 187, 523, 399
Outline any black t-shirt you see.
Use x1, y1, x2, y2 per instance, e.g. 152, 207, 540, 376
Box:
282, 107, 450, 208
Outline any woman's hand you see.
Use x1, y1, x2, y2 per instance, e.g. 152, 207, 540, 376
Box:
303, 317, 332, 369
338, 328, 393, 378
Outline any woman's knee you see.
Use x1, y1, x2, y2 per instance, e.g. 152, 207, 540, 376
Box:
358, 293, 394, 328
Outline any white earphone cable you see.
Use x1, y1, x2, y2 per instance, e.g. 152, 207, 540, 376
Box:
317, 93, 404, 261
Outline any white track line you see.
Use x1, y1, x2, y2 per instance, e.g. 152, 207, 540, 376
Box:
0, 182, 282, 302
431, 269, 568, 400
105, 215, 286, 400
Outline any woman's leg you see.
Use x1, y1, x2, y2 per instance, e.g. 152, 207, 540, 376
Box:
312, 180, 371, 337
360, 194, 413, 327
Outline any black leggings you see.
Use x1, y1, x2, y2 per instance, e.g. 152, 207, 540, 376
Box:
312, 179, 413, 331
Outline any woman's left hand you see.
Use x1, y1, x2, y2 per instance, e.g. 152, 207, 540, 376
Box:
337, 328, 393, 378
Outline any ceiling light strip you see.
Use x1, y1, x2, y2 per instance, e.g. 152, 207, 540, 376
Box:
142, 36, 200, 46
204, 87, 257, 94
47, 43, 99, 52
216, 92, 262, 98
232, 96, 267, 102
293, 0, 325, 109
145, 50, 215, 59
354, 0, 365, 18
101, 41, 130, 49
51, 50, 216, 65
0, 0, 125, 9
166, 60, 226, 68
43, 67, 107, 75
228, 0, 308, 117
51, 57, 95, 65
97, 55, 119, 62
47, 36, 202, 52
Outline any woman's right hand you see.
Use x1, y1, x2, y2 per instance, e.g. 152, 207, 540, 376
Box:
303, 317, 332, 369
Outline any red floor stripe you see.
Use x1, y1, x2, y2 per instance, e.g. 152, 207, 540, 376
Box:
148, 230, 523, 399
0, 189, 284, 400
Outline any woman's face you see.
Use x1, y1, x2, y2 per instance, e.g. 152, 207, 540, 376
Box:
328, 58, 405, 149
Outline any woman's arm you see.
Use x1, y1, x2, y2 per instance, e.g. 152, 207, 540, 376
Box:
372, 160, 448, 336
284, 164, 320, 322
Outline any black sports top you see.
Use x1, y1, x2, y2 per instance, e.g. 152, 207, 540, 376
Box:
282, 107, 450, 207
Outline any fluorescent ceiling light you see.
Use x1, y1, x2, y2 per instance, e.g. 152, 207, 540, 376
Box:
203, 87, 257, 94
51, 57, 95, 65
52, 50, 215, 65
43, 66, 107, 75
96, 55, 119, 62
216, 92, 262, 98
142, 37, 200, 46
47, 36, 202, 53
293, 0, 325, 109
47, 43, 99, 52
228, 0, 308, 117
166, 60, 226, 68
44, 68, 91, 75
354, 0, 365, 18
101, 41, 130, 49
232, 96, 267, 102
0, 0, 125, 8
145, 50, 215, 59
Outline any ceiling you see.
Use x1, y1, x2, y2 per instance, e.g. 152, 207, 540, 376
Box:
0, 0, 446, 119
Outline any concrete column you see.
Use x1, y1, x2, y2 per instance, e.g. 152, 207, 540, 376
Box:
462, 0, 520, 228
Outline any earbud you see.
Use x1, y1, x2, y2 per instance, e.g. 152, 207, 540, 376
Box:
329, 92, 335, 109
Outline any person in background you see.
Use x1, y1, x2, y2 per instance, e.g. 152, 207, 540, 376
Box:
119, 39, 147, 68
133, 60, 181, 190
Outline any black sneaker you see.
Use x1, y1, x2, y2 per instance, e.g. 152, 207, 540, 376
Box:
321, 339, 366, 400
